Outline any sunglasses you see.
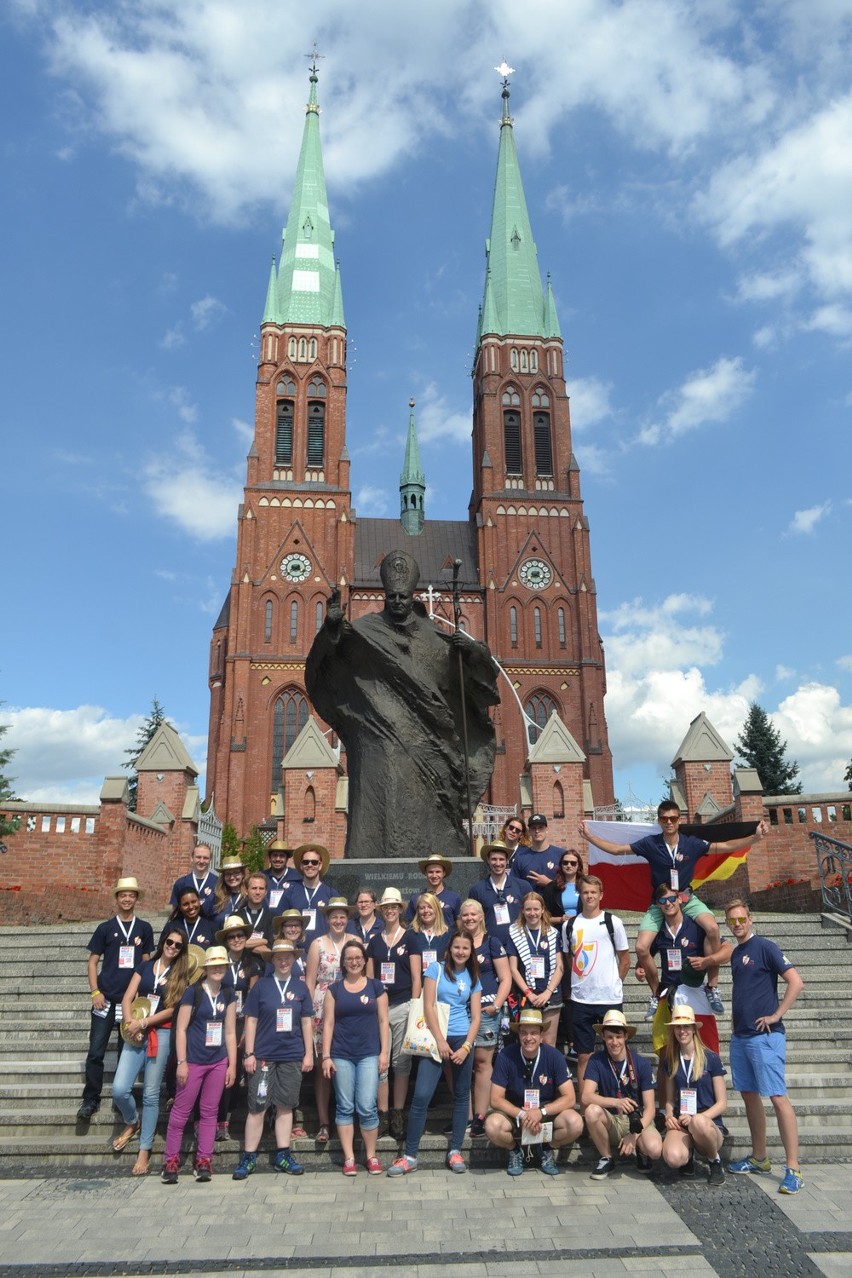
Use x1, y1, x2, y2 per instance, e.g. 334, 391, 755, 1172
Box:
301, 860, 321, 867
163, 939, 186, 951
507, 826, 523, 834
657, 895, 679, 905
562, 860, 579, 867
727, 916, 749, 925
660, 816, 679, 823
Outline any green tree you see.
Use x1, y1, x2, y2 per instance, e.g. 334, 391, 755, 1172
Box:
220, 821, 241, 860
0, 714, 21, 841
845, 759, 852, 792
735, 702, 802, 796
241, 824, 267, 873
122, 697, 168, 812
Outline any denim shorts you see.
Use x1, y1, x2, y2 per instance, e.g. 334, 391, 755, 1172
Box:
730, 1032, 787, 1097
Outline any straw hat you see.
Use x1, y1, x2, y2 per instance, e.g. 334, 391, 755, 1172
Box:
669, 1005, 703, 1030
593, 1008, 637, 1040
271, 939, 303, 957
378, 887, 404, 910
216, 915, 252, 944
120, 996, 152, 1044
272, 909, 306, 938
509, 1008, 544, 1034
478, 839, 511, 864
293, 843, 330, 876
418, 853, 453, 876
219, 857, 245, 874
203, 946, 229, 967
266, 839, 294, 858
320, 896, 351, 916
113, 877, 142, 898
186, 944, 207, 984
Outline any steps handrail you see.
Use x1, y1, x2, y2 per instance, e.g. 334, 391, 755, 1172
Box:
812, 829, 852, 921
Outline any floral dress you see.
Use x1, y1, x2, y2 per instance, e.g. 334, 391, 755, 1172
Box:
311, 939, 343, 1050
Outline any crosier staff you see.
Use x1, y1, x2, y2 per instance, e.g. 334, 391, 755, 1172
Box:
452, 558, 475, 853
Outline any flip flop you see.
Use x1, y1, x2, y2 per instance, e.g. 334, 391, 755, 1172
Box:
111, 1123, 140, 1152
316, 1125, 330, 1144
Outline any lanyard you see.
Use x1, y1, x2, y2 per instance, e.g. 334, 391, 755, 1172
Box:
116, 916, 136, 943
680, 1054, 694, 1087
666, 841, 679, 865
183, 917, 200, 945
203, 982, 220, 1018
525, 927, 542, 951
607, 1055, 629, 1091
522, 1048, 541, 1084
153, 960, 170, 990
229, 960, 243, 988
192, 873, 211, 896
244, 907, 264, 928
303, 885, 320, 910
274, 977, 292, 1004
490, 876, 507, 894
384, 926, 403, 958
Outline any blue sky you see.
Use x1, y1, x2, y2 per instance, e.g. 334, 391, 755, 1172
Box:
2, 0, 851, 811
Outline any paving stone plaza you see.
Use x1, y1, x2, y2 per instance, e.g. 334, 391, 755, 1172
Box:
1, 1159, 851, 1277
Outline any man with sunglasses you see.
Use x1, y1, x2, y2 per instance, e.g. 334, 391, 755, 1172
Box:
647, 882, 720, 1052
580, 801, 767, 1020
278, 844, 337, 949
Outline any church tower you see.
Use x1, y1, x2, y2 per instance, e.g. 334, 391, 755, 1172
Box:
207, 62, 352, 833
473, 73, 614, 809
399, 400, 426, 536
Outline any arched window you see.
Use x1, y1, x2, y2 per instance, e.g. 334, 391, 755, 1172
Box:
309, 338, 317, 360
525, 690, 560, 743
264, 599, 273, 643
304, 785, 316, 823
557, 607, 566, 648
532, 389, 552, 476
533, 607, 542, 648
510, 348, 519, 371
509, 606, 518, 649
275, 377, 296, 465
288, 337, 297, 359
270, 688, 309, 789
502, 386, 522, 476
289, 600, 298, 644
315, 601, 324, 633
553, 780, 565, 818
298, 337, 307, 361
307, 377, 326, 468
520, 349, 529, 372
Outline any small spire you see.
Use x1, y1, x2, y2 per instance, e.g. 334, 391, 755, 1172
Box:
262, 256, 278, 325
400, 398, 426, 536
305, 45, 324, 114
544, 272, 562, 338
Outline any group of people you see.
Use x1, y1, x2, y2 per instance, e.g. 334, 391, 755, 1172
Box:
78, 803, 804, 1194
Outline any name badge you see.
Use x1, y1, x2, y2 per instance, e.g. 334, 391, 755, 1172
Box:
529, 957, 545, 980
381, 962, 396, 984
236, 991, 243, 1015
147, 994, 160, 1013
119, 946, 136, 969
524, 1089, 540, 1109
269, 890, 283, 909
304, 909, 317, 931
205, 1021, 223, 1048
669, 870, 680, 891
422, 950, 437, 968
667, 948, 682, 971
680, 1088, 698, 1116
276, 1007, 292, 1033
251, 930, 264, 940
494, 903, 510, 926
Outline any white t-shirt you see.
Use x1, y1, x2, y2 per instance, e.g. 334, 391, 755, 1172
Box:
564, 912, 628, 1005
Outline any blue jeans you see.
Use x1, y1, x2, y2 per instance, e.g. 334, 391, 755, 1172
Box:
331, 1055, 380, 1129
82, 1004, 124, 1106
405, 1034, 474, 1158
111, 1028, 172, 1151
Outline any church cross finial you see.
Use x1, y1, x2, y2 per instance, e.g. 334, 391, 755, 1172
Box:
305, 45, 324, 77
495, 60, 514, 124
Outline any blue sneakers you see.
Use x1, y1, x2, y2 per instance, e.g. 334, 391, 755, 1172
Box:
232, 1152, 257, 1181
729, 1154, 772, 1175
274, 1148, 304, 1175
779, 1167, 804, 1194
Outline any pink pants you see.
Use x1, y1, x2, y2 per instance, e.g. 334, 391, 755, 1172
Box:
164, 1059, 227, 1161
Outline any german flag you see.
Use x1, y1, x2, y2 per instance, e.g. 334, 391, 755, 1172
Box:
684, 822, 756, 890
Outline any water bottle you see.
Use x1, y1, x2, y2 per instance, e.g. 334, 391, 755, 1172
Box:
257, 1062, 269, 1102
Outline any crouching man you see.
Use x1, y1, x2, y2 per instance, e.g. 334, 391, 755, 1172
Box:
580, 1009, 662, 1179
485, 1007, 583, 1177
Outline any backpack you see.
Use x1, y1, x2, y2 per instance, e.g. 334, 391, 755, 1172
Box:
560, 911, 618, 997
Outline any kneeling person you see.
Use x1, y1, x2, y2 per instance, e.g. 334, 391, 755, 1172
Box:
485, 1008, 583, 1177
581, 1009, 662, 1179
233, 940, 313, 1180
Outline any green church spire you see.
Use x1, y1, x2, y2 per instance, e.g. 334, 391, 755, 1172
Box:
476, 71, 559, 349
400, 399, 425, 535
263, 62, 343, 328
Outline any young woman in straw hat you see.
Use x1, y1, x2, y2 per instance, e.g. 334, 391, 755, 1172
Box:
305, 897, 351, 1143
660, 1005, 727, 1185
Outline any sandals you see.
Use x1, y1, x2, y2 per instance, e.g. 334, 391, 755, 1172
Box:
316, 1125, 330, 1144
111, 1122, 140, 1152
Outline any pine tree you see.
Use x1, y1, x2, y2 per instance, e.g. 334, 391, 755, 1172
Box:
735, 702, 802, 796
122, 697, 168, 812
0, 713, 21, 841
845, 759, 852, 792
220, 821, 241, 860
241, 824, 267, 873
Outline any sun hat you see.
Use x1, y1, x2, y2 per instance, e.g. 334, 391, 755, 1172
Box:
219, 857, 245, 874
320, 896, 351, 916
509, 1008, 545, 1034
378, 887, 405, 909
294, 843, 330, 875
202, 946, 229, 968
216, 915, 252, 944
418, 853, 453, 876
271, 939, 303, 957
478, 839, 511, 864
114, 877, 142, 898
669, 1005, 703, 1029
593, 1008, 637, 1040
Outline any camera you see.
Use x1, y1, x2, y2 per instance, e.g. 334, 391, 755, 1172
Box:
628, 1111, 643, 1135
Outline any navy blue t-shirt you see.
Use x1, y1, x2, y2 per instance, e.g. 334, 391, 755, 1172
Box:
243, 974, 313, 1062
366, 929, 417, 1006
134, 958, 174, 1011
661, 1048, 724, 1125
405, 888, 462, 929
469, 873, 526, 942
221, 955, 260, 1017
629, 833, 709, 895
160, 914, 215, 951
507, 926, 559, 996
170, 871, 219, 917
329, 978, 387, 1061
410, 931, 451, 970
263, 866, 301, 912
584, 1048, 654, 1100
511, 845, 564, 885
87, 916, 154, 1003
654, 914, 706, 990
474, 934, 508, 1006
346, 916, 383, 944
491, 1041, 569, 1107
277, 881, 337, 946
731, 933, 794, 1038
179, 982, 234, 1065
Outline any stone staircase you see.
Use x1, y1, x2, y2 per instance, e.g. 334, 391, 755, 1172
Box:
0, 913, 849, 1173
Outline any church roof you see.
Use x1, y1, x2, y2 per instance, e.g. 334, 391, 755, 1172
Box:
262, 65, 343, 329
476, 76, 559, 349
353, 519, 478, 589
135, 722, 199, 776
671, 711, 734, 766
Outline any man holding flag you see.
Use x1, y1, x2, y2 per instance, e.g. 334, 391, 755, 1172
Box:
579, 802, 768, 1021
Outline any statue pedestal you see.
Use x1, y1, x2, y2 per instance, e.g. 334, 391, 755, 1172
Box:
326, 857, 485, 906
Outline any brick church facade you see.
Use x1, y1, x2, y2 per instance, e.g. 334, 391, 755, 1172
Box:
205, 67, 615, 850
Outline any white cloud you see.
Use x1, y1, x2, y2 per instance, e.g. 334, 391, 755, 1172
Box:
231, 417, 254, 446
3, 705, 203, 804
786, 501, 832, 535
837, 654, 852, 672
143, 430, 242, 540
569, 376, 614, 432
354, 484, 391, 516
775, 664, 795, 681
159, 325, 185, 350
805, 304, 852, 340
168, 385, 198, 424
772, 682, 852, 790
638, 356, 757, 446
601, 594, 722, 678
415, 383, 470, 446
191, 295, 226, 329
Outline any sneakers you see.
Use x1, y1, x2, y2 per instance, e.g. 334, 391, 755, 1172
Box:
591, 1155, 615, 1180
446, 1151, 466, 1174
635, 1151, 653, 1174
729, 1154, 772, 1175
366, 1156, 383, 1175
161, 1156, 180, 1185
232, 1152, 256, 1181
389, 1109, 405, 1141
386, 1155, 418, 1177
679, 1154, 695, 1179
76, 1100, 99, 1121
539, 1148, 561, 1177
644, 994, 658, 1022
708, 1158, 726, 1187
469, 1114, 486, 1139
342, 1157, 357, 1176
193, 1158, 212, 1182
507, 1147, 525, 1177
705, 985, 725, 1015
215, 1121, 229, 1142
779, 1167, 804, 1194
273, 1148, 304, 1175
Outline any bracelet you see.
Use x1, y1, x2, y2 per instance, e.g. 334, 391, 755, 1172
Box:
244, 1052, 256, 1060
91, 991, 101, 1000
322, 1055, 332, 1061
177, 1059, 187, 1065
462, 1042, 472, 1053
